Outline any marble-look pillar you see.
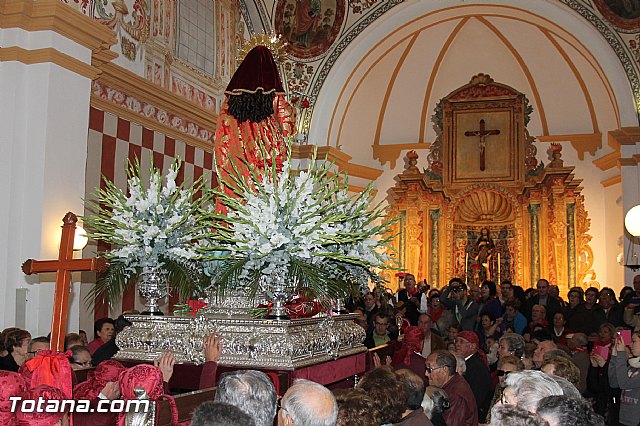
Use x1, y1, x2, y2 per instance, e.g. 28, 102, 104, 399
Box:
528, 204, 541, 285
430, 209, 440, 286
566, 203, 576, 289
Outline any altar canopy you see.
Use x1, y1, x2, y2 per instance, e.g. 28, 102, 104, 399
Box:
386, 74, 597, 293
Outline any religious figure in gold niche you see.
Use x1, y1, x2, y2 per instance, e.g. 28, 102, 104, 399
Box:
474, 227, 495, 281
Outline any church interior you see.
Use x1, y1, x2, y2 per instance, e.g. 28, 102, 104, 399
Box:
2, 0, 640, 342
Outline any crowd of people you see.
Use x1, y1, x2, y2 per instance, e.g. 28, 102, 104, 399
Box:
346, 273, 640, 425
1, 274, 639, 425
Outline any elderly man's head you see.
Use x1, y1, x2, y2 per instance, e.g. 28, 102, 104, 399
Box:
567, 332, 588, 351
278, 379, 338, 426
425, 350, 456, 388
502, 370, 563, 412
531, 305, 547, 323
533, 340, 557, 367
27, 337, 50, 360
454, 331, 479, 359
215, 370, 277, 426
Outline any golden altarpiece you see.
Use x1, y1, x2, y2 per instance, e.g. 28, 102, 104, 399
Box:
385, 74, 596, 293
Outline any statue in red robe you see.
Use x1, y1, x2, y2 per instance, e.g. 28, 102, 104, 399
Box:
214, 45, 296, 200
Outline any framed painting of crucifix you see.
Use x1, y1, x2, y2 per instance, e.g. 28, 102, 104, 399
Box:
442, 74, 526, 188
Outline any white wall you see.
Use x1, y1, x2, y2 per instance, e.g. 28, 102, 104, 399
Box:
0, 28, 93, 335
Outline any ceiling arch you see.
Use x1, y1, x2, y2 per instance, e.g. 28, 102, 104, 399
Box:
310, 3, 636, 167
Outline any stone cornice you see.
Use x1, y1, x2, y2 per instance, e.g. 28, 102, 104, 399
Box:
608, 127, 640, 148
0, 46, 100, 79
592, 150, 620, 171
291, 145, 383, 181
537, 133, 602, 161
0, 0, 116, 52
372, 143, 432, 169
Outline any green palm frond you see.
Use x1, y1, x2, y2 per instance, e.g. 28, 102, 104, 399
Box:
208, 257, 261, 301
84, 260, 132, 309
289, 259, 347, 308
162, 257, 204, 301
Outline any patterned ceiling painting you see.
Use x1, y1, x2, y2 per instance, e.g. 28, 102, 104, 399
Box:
58, 0, 640, 137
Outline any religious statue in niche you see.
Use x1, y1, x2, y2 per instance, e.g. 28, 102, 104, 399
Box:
474, 227, 495, 281
214, 45, 296, 201
275, 0, 346, 59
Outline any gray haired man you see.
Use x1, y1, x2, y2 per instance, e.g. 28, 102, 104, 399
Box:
214, 370, 277, 426
278, 379, 338, 426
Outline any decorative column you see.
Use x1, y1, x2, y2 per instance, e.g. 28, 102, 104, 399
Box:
528, 204, 541, 285
399, 210, 407, 276
566, 203, 576, 289
430, 209, 440, 286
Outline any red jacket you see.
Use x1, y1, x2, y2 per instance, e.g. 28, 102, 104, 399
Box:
442, 373, 478, 426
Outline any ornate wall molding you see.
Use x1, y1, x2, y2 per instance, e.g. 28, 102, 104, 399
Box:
0, 0, 117, 52
0, 46, 101, 79
92, 62, 217, 151
0, 0, 118, 75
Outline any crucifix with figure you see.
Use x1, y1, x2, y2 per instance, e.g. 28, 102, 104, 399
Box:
22, 212, 106, 352
464, 119, 501, 171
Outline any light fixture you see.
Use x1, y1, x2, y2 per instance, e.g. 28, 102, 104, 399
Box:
625, 205, 640, 237
73, 226, 88, 251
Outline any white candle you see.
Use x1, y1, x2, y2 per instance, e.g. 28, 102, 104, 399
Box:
465, 252, 468, 284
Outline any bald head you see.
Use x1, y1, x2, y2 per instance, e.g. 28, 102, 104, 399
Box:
279, 379, 338, 426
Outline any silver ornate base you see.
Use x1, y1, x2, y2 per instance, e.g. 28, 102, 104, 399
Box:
114, 313, 366, 370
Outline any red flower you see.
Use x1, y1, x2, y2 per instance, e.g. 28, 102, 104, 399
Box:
300, 98, 310, 108
291, 96, 300, 104
472, 264, 480, 269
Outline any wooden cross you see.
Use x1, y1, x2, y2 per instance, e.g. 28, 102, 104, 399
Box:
22, 212, 107, 352
464, 119, 501, 171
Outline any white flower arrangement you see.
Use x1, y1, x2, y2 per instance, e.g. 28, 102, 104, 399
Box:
83, 159, 211, 305
202, 145, 395, 306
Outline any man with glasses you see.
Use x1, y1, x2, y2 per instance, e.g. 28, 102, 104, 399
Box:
26, 336, 50, 360
69, 345, 92, 370
441, 279, 479, 331
364, 313, 393, 349
425, 350, 477, 426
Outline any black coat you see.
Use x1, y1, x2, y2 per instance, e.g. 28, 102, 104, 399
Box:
463, 352, 493, 423
0, 354, 20, 372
